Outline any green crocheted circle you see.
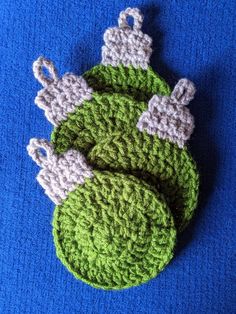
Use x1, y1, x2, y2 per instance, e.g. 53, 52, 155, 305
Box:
83, 64, 171, 102
88, 132, 199, 232
53, 171, 176, 290
51, 93, 199, 231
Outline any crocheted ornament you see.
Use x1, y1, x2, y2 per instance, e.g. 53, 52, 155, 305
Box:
27, 139, 176, 290
27, 7, 199, 289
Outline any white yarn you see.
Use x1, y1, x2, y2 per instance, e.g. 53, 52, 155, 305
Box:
27, 138, 94, 205
33, 56, 59, 87
137, 79, 196, 148
101, 8, 152, 69
33, 57, 93, 126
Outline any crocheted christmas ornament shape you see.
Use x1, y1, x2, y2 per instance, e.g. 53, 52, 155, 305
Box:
27, 139, 176, 289
27, 7, 199, 290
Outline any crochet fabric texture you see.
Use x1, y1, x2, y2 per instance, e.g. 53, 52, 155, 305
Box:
27, 7, 199, 290
53, 172, 176, 290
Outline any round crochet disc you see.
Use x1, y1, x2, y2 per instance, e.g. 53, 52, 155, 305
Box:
88, 132, 199, 232
53, 171, 176, 290
83, 64, 171, 102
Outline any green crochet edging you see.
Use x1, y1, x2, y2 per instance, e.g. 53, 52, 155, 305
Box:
51, 93, 199, 232
53, 171, 176, 290
83, 64, 171, 102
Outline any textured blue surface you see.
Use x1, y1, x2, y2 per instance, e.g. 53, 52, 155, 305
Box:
0, 1, 235, 313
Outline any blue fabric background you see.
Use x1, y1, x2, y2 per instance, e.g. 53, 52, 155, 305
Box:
0, 1, 235, 313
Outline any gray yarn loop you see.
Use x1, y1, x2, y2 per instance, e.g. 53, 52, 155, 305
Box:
27, 138, 55, 168
118, 7, 143, 30
33, 56, 59, 87
171, 79, 196, 106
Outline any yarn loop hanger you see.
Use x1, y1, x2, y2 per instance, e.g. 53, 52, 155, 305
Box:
118, 7, 143, 31
33, 56, 59, 87
171, 79, 196, 106
27, 138, 55, 168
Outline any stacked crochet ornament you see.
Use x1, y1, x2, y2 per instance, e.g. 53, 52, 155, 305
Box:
27, 8, 199, 290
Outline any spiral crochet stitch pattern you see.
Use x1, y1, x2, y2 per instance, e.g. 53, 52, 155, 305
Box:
53, 172, 176, 290
27, 7, 199, 289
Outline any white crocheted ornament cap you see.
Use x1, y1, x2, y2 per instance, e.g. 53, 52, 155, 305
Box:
27, 139, 93, 204
101, 7, 152, 69
33, 57, 93, 126
137, 79, 196, 148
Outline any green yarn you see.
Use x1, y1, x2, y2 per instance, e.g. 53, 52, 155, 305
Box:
51, 92, 147, 154
51, 92, 199, 231
83, 64, 171, 102
88, 131, 199, 232
53, 171, 176, 290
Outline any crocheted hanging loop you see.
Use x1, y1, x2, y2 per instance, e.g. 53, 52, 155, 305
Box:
27, 138, 93, 205
33, 56, 93, 126
118, 7, 143, 30
171, 78, 196, 106
102, 7, 152, 69
137, 79, 196, 148
33, 56, 59, 87
27, 138, 55, 168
